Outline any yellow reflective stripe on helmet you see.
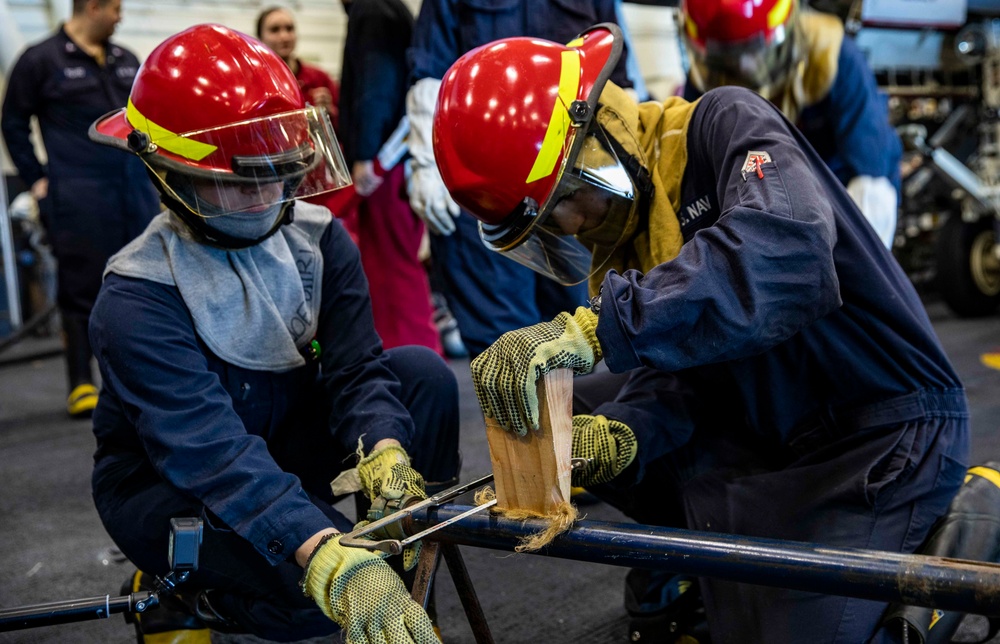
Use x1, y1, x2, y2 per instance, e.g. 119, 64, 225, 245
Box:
526, 50, 581, 184
126, 99, 217, 161
768, 0, 793, 29
965, 466, 1000, 489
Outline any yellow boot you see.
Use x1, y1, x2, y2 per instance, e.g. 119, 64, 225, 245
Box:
67, 383, 98, 418
123, 571, 212, 644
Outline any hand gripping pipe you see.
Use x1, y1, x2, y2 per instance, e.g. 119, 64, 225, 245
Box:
406, 505, 1000, 617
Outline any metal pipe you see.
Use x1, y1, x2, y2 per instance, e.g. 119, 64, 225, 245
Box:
410, 505, 1000, 617
929, 147, 994, 210
0, 594, 140, 631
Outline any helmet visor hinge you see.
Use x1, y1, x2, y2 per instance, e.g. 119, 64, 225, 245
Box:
126, 129, 156, 155
569, 100, 592, 127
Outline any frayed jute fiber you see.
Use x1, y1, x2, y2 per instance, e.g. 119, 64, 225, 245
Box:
474, 487, 578, 552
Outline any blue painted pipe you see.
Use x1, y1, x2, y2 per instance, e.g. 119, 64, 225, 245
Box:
408, 504, 1000, 616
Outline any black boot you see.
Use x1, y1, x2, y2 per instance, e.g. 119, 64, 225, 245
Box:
624, 569, 712, 643
877, 463, 1000, 643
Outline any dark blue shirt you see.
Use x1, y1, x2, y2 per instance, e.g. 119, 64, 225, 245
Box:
1, 27, 160, 256
408, 0, 634, 87
339, 0, 413, 166
597, 87, 961, 471
90, 219, 415, 564
2, 27, 146, 185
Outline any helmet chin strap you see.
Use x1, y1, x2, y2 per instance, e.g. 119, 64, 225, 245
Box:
146, 168, 295, 250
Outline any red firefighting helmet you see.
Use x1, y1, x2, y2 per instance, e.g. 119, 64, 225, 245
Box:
433, 24, 640, 285
681, 0, 799, 96
89, 23, 349, 220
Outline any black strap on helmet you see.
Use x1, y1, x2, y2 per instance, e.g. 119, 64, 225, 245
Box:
599, 123, 654, 210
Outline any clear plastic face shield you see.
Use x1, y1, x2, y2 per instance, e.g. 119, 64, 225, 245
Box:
143, 106, 350, 220
686, 24, 797, 100
480, 122, 638, 285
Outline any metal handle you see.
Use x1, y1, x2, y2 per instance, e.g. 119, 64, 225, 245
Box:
341, 458, 591, 554
340, 473, 497, 554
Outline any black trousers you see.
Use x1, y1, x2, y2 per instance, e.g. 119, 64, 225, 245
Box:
100, 346, 461, 642
40, 176, 157, 389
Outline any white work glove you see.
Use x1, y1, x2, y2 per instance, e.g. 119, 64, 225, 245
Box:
847, 175, 898, 250
406, 78, 461, 236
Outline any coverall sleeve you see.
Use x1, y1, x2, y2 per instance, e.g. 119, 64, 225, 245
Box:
313, 221, 418, 453
347, 2, 409, 162
597, 88, 842, 374
91, 276, 334, 565
827, 37, 902, 188
408, 0, 460, 82
1, 49, 46, 187
601, 0, 637, 91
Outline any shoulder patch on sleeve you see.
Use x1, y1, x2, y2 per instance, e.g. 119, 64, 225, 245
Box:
741, 150, 772, 182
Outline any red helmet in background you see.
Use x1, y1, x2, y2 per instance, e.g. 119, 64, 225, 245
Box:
681, 0, 800, 97
89, 24, 350, 245
433, 24, 639, 286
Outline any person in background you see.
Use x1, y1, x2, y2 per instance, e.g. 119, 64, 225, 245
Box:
256, 6, 340, 128
336, 0, 441, 354
680, 0, 902, 249
405, 0, 646, 359
433, 25, 968, 643
1, 0, 160, 418
87, 24, 456, 644
256, 6, 359, 242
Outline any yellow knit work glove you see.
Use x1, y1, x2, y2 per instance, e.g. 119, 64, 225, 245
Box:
357, 444, 427, 570
302, 535, 440, 644
471, 306, 602, 436
357, 445, 427, 503
571, 414, 638, 487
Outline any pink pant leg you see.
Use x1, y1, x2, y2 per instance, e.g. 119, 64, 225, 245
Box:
357, 164, 442, 354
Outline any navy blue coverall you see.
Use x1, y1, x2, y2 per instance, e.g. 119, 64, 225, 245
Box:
408, 0, 637, 357
576, 86, 968, 643
1, 27, 159, 388
89, 216, 460, 641
683, 25, 902, 193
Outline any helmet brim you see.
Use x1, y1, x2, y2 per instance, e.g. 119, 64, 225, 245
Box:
89, 106, 353, 217
88, 108, 134, 153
